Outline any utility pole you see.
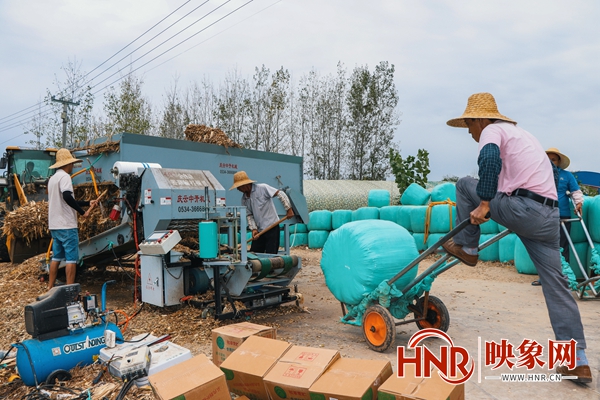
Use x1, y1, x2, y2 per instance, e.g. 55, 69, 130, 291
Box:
51, 95, 80, 148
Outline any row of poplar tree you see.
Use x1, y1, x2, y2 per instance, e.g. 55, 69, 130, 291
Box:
25, 60, 401, 180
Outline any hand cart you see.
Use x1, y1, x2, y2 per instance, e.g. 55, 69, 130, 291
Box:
560, 193, 600, 299
341, 218, 511, 352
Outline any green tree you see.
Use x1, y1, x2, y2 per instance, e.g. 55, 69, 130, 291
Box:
347, 61, 400, 180
158, 77, 189, 139
389, 148, 431, 193
103, 73, 153, 135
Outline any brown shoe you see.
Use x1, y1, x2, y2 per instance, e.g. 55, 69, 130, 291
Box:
442, 238, 478, 266
556, 365, 592, 383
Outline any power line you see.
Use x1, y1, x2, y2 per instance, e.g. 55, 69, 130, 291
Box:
0, 0, 194, 125
0, 0, 258, 136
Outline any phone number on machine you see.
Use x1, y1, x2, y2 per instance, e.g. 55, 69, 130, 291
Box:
177, 206, 207, 213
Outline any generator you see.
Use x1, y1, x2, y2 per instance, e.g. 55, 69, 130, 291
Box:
125, 167, 304, 319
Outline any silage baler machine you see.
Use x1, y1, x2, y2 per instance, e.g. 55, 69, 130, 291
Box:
80, 165, 307, 319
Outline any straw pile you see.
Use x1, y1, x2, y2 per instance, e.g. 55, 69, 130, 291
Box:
1, 182, 120, 243
184, 125, 241, 149
72, 140, 120, 156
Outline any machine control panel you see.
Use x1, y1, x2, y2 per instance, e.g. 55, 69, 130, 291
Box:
139, 230, 181, 255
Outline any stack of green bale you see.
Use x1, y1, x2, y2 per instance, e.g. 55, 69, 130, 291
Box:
515, 195, 599, 276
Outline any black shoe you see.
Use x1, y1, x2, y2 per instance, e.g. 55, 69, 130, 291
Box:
531, 280, 541, 286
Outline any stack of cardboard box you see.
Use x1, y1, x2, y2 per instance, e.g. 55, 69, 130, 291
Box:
148, 322, 464, 400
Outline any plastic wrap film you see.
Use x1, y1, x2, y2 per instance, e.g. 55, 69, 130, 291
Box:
332, 210, 353, 230
308, 210, 332, 231
401, 183, 431, 205
367, 189, 391, 207
304, 180, 400, 212
352, 207, 379, 221
320, 220, 419, 306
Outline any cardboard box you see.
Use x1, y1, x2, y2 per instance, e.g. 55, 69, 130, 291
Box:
220, 336, 292, 400
212, 322, 277, 367
378, 365, 464, 400
264, 345, 341, 400
309, 358, 393, 400
149, 354, 230, 400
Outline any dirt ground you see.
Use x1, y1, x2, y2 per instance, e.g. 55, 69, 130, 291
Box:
1, 248, 599, 399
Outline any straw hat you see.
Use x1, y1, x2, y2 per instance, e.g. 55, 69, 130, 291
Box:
545, 147, 570, 169
49, 148, 82, 169
230, 171, 255, 190
447, 92, 517, 128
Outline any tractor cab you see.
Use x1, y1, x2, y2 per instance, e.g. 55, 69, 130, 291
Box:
0, 147, 58, 210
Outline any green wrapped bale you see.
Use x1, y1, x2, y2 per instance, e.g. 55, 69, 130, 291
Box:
566, 199, 591, 243
426, 233, 447, 251
499, 233, 517, 263
321, 220, 419, 305
308, 210, 332, 231
352, 207, 380, 221
290, 223, 308, 233
514, 238, 537, 275
409, 206, 427, 233
332, 210, 353, 230
308, 230, 329, 249
412, 233, 427, 251
479, 234, 499, 262
480, 219, 499, 234
428, 205, 456, 233
568, 242, 588, 280
379, 206, 402, 225
401, 183, 431, 206
368, 189, 390, 207
290, 233, 308, 247
587, 196, 600, 242
398, 206, 416, 231
430, 182, 456, 203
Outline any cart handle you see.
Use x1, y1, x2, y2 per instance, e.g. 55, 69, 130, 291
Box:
388, 218, 471, 286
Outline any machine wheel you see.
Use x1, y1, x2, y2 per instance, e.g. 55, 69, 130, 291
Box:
414, 295, 450, 332
362, 304, 395, 352
45, 369, 72, 384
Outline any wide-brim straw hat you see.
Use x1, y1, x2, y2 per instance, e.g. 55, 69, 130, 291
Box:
545, 147, 570, 169
230, 171, 256, 190
447, 92, 517, 128
50, 148, 82, 169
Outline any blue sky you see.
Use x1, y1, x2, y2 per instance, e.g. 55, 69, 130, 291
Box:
1, 0, 599, 180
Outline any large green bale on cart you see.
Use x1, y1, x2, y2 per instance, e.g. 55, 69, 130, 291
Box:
587, 196, 600, 242
321, 220, 419, 306
332, 210, 353, 230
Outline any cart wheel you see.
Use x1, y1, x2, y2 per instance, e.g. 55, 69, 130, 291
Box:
414, 295, 450, 332
362, 304, 395, 352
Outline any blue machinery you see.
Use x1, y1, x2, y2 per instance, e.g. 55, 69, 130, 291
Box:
107, 167, 305, 319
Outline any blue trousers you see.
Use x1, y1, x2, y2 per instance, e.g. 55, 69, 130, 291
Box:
454, 177, 586, 348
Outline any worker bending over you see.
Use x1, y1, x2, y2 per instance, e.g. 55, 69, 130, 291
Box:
231, 171, 294, 254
